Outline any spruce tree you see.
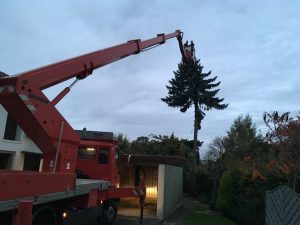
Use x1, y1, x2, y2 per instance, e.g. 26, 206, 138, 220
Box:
162, 56, 228, 193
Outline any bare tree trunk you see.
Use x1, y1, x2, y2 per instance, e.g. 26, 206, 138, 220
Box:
191, 104, 199, 195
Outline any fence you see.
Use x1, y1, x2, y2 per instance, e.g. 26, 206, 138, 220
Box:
266, 186, 300, 225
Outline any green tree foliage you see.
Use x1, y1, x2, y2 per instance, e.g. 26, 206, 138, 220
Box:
224, 115, 258, 159
204, 115, 267, 181
222, 115, 267, 170
228, 170, 266, 225
116, 133, 130, 153
202, 113, 300, 225
130, 136, 151, 154
204, 115, 269, 224
218, 170, 265, 225
130, 133, 192, 158
218, 171, 234, 212
182, 139, 203, 164
162, 57, 228, 193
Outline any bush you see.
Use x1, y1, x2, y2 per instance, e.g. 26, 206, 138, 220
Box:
195, 169, 214, 203
225, 169, 266, 225
183, 166, 192, 193
218, 171, 234, 212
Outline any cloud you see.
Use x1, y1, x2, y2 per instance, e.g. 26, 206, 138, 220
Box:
1, 0, 300, 156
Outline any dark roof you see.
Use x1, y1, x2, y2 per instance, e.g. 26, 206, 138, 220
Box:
0, 71, 9, 78
75, 129, 114, 141
120, 154, 186, 167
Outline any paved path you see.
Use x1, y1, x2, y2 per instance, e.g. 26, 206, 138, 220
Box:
161, 197, 207, 225
115, 215, 159, 225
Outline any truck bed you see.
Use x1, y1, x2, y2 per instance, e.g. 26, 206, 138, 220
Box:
0, 179, 109, 212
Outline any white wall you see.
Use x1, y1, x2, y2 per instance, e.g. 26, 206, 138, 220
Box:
157, 164, 183, 219
0, 104, 42, 170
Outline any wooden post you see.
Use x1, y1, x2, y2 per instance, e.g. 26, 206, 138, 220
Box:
139, 196, 145, 225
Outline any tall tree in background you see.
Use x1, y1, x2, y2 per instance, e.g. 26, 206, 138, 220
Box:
223, 115, 261, 167
162, 55, 228, 193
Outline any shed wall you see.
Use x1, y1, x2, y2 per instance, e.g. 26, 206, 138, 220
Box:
157, 164, 183, 219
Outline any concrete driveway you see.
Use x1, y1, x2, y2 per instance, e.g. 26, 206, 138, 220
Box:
85, 197, 201, 225
84, 206, 159, 225
84, 215, 158, 225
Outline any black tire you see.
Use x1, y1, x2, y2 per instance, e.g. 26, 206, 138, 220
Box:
32, 206, 57, 225
96, 200, 118, 225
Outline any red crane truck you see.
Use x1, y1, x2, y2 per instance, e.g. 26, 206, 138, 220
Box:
0, 30, 192, 225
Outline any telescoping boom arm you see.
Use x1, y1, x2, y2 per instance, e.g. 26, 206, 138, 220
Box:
0, 30, 187, 173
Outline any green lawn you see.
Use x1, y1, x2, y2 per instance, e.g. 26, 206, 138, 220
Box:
184, 211, 236, 225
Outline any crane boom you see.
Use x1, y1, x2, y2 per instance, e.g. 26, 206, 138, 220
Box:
1, 31, 184, 90
0, 30, 185, 173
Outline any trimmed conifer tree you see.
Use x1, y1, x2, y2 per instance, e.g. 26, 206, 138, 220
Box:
162, 57, 228, 193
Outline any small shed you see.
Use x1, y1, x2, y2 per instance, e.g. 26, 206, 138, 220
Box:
119, 154, 186, 219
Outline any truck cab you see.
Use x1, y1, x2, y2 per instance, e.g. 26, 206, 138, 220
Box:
75, 129, 120, 187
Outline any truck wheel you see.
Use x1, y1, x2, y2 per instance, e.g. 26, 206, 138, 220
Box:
97, 200, 117, 225
32, 206, 57, 225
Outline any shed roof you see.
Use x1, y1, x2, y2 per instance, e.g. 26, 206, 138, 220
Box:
121, 154, 186, 167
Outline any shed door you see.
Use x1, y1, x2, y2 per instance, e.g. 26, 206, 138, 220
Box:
144, 166, 158, 198
135, 166, 158, 199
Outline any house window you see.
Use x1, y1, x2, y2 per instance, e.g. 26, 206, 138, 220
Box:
0, 153, 12, 169
23, 153, 42, 171
3, 114, 21, 141
98, 148, 108, 164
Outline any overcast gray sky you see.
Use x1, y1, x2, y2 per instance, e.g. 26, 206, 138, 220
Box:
1, 0, 299, 156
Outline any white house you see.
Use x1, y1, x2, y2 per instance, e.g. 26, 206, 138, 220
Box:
0, 104, 42, 171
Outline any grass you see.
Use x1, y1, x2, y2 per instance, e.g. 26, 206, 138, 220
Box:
183, 211, 236, 225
